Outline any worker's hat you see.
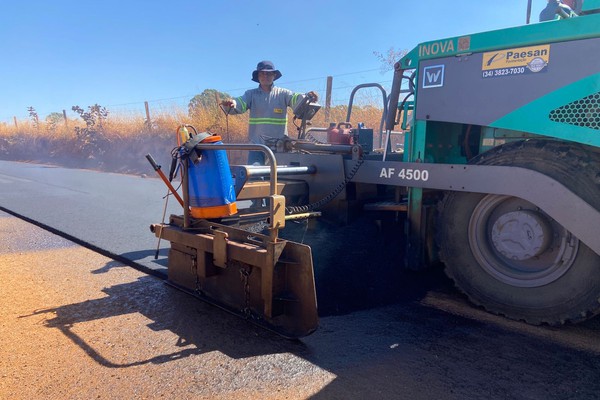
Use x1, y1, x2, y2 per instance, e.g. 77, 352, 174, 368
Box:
252, 60, 282, 82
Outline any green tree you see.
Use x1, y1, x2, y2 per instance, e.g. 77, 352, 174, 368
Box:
188, 89, 231, 118
45, 112, 64, 124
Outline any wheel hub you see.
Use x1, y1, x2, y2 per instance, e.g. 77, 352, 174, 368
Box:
469, 195, 578, 288
491, 210, 552, 261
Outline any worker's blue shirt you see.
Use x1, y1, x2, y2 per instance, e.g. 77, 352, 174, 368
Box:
540, 1, 574, 21
229, 86, 304, 144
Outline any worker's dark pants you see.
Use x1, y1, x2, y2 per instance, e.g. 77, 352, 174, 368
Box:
248, 150, 265, 166
248, 150, 267, 207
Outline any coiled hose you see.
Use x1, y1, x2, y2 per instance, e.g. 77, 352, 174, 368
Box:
285, 156, 364, 215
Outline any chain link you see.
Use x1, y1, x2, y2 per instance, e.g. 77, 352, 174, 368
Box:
286, 154, 365, 215
246, 220, 269, 234
239, 265, 253, 317
191, 255, 203, 296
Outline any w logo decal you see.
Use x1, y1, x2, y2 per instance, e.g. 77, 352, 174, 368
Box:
423, 65, 445, 88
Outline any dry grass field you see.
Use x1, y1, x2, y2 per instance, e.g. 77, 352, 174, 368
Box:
0, 103, 386, 174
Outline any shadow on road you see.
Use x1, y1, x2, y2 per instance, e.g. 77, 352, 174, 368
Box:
91, 248, 169, 276
26, 274, 295, 368
22, 258, 600, 399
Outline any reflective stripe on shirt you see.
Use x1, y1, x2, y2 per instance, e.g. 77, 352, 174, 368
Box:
249, 117, 288, 125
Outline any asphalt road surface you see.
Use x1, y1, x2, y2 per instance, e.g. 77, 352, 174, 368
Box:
0, 160, 178, 274
1, 160, 600, 399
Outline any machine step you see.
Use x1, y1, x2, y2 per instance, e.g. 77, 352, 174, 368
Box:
363, 201, 408, 212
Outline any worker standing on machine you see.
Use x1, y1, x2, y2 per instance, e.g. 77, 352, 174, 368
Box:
220, 60, 318, 165
539, 0, 577, 21
563, 0, 583, 14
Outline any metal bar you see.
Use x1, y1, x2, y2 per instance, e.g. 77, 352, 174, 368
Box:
348, 160, 600, 255
346, 83, 388, 130
284, 211, 321, 221
386, 64, 404, 133
243, 165, 316, 177
183, 158, 190, 229
291, 141, 354, 154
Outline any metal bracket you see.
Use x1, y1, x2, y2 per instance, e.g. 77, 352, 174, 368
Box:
213, 230, 228, 268
269, 195, 286, 230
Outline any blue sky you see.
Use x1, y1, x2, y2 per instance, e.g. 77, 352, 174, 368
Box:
0, 1, 549, 122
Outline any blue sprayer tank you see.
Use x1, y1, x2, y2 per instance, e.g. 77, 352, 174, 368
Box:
187, 134, 237, 219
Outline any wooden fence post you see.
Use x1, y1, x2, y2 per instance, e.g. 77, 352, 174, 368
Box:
13, 117, 18, 129
63, 110, 68, 127
325, 76, 333, 123
144, 101, 151, 129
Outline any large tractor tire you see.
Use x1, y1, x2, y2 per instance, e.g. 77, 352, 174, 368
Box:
438, 140, 600, 324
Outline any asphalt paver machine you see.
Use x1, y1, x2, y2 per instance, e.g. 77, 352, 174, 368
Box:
151, 1, 600, 337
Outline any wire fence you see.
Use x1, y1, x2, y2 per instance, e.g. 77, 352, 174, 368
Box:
2, 69, 396, 125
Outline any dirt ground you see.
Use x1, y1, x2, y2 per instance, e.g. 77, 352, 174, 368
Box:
2, 211, 600, 400
0, 215, 333, 399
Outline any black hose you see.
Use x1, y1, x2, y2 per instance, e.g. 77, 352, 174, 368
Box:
285, 156, 364, 215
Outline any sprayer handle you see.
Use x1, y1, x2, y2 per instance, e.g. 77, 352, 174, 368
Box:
146, 154, 160, 171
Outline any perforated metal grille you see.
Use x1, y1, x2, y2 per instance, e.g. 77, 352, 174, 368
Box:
549, 92, 600, 130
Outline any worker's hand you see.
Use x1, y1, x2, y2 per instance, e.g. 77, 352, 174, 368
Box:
307, 91, 319, 102
220, 99, 235, 108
